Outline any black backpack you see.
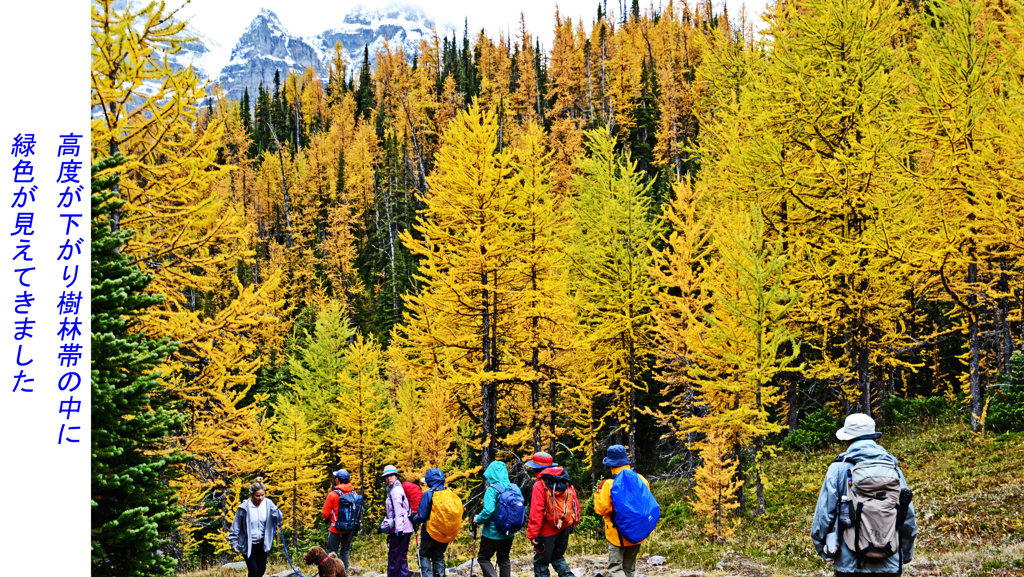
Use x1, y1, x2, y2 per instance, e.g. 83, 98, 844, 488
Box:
334, 490, 364, 532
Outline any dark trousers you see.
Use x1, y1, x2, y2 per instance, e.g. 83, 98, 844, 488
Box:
419, 532, 449, 577
327, 530, 355, 569
533, 530, 574, 577
244, 543, 267, 577
478, 536, 514, 577
388, 532, 412, 577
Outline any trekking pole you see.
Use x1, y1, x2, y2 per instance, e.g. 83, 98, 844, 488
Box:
469, 521, 478, 577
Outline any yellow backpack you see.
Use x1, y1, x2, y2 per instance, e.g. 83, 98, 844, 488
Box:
426, 489, 463, 543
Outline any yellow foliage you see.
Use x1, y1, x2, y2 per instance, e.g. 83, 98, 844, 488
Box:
691, 430, 743, 544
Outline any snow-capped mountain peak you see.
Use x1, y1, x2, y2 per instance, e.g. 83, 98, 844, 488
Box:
213, 3, 440, 102
251, 8, 289, 36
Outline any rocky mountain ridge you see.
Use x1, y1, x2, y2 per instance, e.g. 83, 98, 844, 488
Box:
212, 4, 436, 102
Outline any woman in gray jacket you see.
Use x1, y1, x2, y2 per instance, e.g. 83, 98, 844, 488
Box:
229, 477, 284, 577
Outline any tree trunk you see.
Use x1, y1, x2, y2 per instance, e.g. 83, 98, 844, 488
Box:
536, 373, 544, 452
786, 375, 799, 431
1000, 259, 1013, 373
481, 269, 496, 468
753, 437, 765, 516
859, 329, 871, 416
968, 259, 982, 432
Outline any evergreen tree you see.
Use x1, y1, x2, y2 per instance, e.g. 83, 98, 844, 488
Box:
92, 154, 188, 577
628, 56, 666, 210
357, 45, 376, 122
240, 87, 252, 134
254, 82, 272, 157
989, 352, 1024, 433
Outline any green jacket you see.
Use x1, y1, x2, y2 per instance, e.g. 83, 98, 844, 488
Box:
474, 461, 521, 540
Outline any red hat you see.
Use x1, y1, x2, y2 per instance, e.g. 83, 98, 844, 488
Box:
524, 451, 556, 469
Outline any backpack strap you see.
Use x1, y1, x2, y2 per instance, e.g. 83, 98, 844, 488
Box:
829, 455, 852, 536
386, 487, 397, 531
854, 501, 864, 569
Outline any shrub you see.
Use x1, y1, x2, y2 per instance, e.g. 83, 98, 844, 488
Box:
575, 494, 603, 538
882, 395, 951, 425
988, 352, 1024, 433
781, 408, 841, 451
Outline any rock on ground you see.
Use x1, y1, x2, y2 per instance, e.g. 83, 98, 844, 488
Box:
222, 561, 247, 570
647, 556, 667, 566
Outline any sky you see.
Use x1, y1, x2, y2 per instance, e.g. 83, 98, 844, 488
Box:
177, 0, 769, 79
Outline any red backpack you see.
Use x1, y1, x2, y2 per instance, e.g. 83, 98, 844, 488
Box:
403, 481, 423, 514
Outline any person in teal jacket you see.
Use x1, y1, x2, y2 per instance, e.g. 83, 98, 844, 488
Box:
473, 461, 522, 577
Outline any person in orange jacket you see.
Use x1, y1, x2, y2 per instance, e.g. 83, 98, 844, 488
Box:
322, 469, 361, 569
593, 446, 649, 577
524, 452, 578, 577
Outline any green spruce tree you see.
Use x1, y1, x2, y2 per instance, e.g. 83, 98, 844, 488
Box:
989, 352, 1024, 433
357, 45, 376, 122
92, 153, 189, 577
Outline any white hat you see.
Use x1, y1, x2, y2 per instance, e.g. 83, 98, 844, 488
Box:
836, 413, 882, 441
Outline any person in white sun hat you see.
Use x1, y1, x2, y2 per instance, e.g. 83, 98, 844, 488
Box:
811, 413, 917, 577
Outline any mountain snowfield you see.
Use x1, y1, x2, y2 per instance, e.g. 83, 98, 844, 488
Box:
173, 3, 441, 102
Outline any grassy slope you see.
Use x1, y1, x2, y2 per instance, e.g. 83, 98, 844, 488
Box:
647, 420, 1024, 576
185, 421, 1024, 577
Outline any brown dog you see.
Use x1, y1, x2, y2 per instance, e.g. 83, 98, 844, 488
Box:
303, 546, 348, 577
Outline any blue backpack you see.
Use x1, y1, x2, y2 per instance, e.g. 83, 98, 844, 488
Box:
334, 490, 364, 532
609, 469, 660, 544
492, 484, 526, 535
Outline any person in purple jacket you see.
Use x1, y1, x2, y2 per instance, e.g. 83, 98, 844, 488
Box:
381, 465, 415, 577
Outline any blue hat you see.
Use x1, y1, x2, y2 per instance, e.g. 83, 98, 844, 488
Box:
334, 469, 350, 481
603, 445, 630, 467
380, 465, 400, 478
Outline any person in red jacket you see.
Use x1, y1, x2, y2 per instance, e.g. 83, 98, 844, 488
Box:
322, 469, 360, 569
524, 452, 578, 577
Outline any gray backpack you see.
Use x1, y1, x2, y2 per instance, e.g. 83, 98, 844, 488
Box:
834, 456, 911, 567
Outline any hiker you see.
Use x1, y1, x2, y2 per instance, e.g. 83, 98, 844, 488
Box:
412, 467, 463, 577
322, 469, 363, 570
229, 477, 283, 577
594, 445, 659, 577
381, 465, 415, 577
525, 452, 578, 577
474, 461, 525, 577
811, 413, 917, 576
